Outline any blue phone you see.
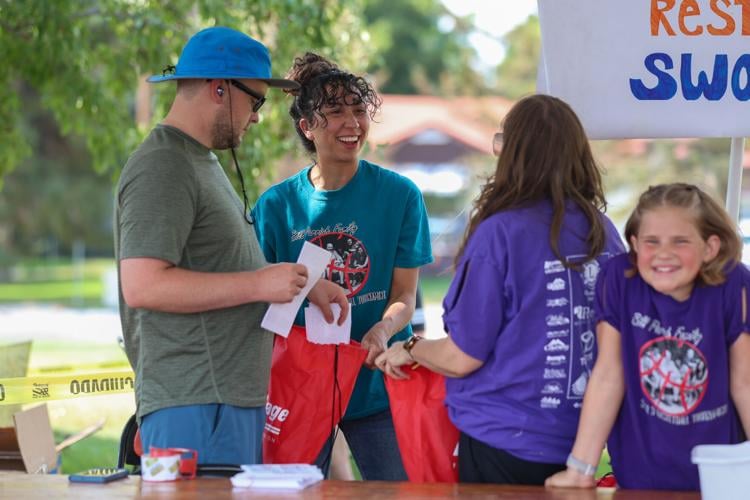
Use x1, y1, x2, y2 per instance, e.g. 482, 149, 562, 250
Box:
69, 467, 129, 483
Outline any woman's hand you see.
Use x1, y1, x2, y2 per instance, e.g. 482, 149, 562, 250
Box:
375, 341, 413, 380
360, 321, 390, 368
307, 279, 349, 325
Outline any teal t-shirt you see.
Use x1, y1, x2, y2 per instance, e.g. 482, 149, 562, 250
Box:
253, 160, 432, 419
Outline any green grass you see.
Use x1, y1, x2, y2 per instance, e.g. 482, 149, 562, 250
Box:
598, 454, 613, 479
19, 340, 135, 474
56, 431, 121, 473
0, 280, 103, 303
0, 258, 113, 306
4, 258, 113, 282
52, 394, 135, 473
29, 341, 129, 374
421, 275, 452, 304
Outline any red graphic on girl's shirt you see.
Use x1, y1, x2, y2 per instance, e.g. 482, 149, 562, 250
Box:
310, 232, 370, 298
639, 336, 708, 417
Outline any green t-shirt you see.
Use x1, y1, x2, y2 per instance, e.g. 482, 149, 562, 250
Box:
114, 125, 273, 419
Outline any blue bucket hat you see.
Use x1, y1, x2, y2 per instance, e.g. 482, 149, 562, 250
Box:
147, 26, 298, 89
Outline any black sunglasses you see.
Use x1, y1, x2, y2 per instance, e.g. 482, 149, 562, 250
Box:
229, 79, 266, 113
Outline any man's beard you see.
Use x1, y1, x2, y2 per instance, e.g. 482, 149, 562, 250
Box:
211, 111, 240, 150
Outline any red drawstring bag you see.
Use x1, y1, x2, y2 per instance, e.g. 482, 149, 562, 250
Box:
385, 365, 459, 483
262, 326, 367, 464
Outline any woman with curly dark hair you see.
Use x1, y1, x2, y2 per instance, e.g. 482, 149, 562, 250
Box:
253, 53, 432, 480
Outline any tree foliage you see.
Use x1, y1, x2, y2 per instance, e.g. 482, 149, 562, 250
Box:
0, 0, 366, 255
0, 0, 366, 180
495, 15, 540, 99
362, 0, 484, 95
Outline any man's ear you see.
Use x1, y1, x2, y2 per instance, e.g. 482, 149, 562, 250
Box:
207, 79, 224, 104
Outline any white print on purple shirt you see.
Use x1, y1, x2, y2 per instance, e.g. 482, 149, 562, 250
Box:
639, 337, 708, 417
631, 312, 705, 345
540, 397, 561, 408
542, 382, 563, 394
640, 398, 690, 425
538, 253, 610, 409
546, 314, 570, 326
544, 368, 567, 379
544, 339, 569, 352
581, 260, 600, 301
573, 305, 594, 321
546, 278, 566, 291
544, 260, 565, 274
546, 354, 566, 365
690, 404, 728, 423
546, 329, 568, 338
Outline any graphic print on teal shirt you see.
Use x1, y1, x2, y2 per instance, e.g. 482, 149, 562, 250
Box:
310, 230, 370, 298
253, 160, 433, 419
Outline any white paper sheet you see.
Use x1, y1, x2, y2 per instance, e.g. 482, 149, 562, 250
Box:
231, 464, 323, 490
261, 241, 331, 337
304, 303, 351, 345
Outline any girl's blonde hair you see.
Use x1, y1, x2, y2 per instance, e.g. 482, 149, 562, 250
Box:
624, 183, 741, 285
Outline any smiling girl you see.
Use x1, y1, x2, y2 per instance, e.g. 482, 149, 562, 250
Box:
252, 53, 432, 480
546, 183, 750, 491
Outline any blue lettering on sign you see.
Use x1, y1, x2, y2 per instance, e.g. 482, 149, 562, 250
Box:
631, 52, 750, 101
680, 53, 727, 101
731, 54, 750, 101
630, 53, 677, 100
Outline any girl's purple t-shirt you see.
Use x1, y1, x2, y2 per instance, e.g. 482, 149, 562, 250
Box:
596, 253, 748, 490
443, 200, 624, 464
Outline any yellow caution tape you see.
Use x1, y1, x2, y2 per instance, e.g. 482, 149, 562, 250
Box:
0, 370, 135, 405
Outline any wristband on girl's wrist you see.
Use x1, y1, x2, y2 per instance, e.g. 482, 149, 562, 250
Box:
566, 453, 596, 476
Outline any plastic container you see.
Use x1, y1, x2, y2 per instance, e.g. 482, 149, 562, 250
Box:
691, 441, 750, 500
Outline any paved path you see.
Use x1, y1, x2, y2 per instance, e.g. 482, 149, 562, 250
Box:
0, 305, 123, 344
0, 304, 447, 344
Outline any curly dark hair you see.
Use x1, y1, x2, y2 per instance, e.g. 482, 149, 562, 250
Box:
285, 52, 382, 154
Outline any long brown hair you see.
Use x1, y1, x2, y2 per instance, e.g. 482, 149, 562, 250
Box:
624, 183, 741, 285
457, 94, 607, 268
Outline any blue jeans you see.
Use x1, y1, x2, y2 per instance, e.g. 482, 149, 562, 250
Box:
316, 409, 407, 481
140, 404, 264, 465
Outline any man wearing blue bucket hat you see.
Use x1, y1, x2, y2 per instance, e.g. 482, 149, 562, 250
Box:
114, 26, 349, 466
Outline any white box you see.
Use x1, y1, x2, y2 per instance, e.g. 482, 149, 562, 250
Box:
692, 441, 750, 500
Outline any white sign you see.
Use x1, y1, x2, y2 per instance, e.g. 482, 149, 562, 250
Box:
538, 0, 750, 139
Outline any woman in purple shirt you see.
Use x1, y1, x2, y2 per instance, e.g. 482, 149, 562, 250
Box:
546, 184, 750, 490
376, 94, 624, 484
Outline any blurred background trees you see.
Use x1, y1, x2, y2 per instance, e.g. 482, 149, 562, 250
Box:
0, 0, 370, 257
0, 0, 742, 261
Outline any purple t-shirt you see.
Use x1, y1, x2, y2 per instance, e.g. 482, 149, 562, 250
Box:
596, 254, 749, 490
443, 199, 624, 464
